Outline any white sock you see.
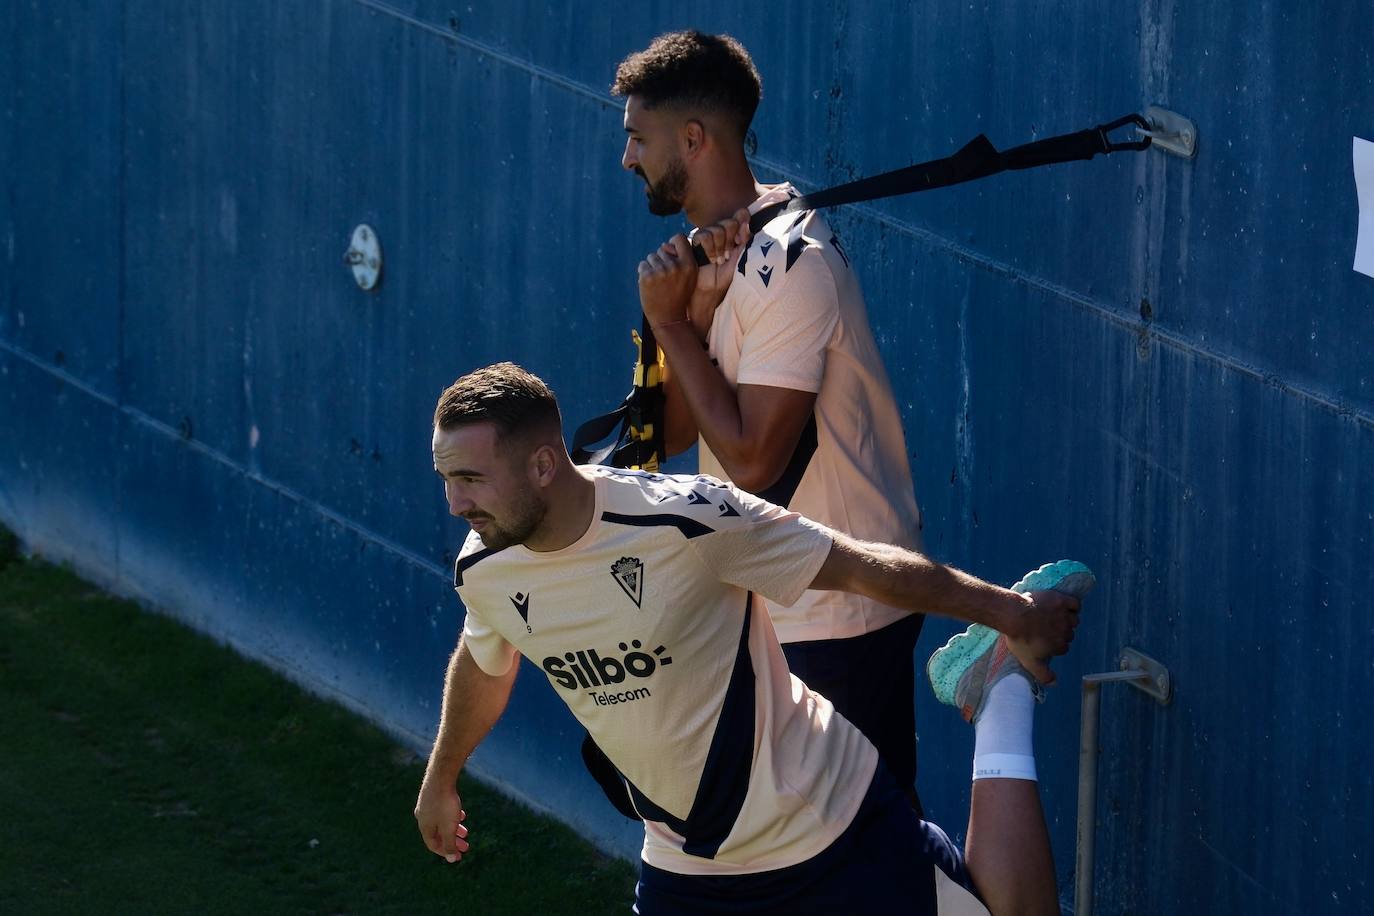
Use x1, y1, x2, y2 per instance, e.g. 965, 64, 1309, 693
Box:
972, 674, 1038, 782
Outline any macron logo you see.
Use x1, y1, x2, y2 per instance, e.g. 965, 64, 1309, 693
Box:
509, 592, 532, 633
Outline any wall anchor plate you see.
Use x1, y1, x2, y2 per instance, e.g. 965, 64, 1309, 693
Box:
1119, 646, 1173, 704
1140, 106, 1198, 159
343, 224, 382, 291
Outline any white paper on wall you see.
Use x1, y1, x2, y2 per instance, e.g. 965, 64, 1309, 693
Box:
1354, 137, 1374, 278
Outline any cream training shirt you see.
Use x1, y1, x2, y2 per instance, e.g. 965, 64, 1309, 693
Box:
699, 184, 925, 643
455, 466, 878, 875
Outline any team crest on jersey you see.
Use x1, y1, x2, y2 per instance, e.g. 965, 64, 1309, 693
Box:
610, 557, 644, 608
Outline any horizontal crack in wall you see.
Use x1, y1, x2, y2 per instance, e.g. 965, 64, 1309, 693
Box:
351, 0, 1373, 431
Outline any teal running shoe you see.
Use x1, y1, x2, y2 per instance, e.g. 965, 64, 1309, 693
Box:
926, 560, 1096, 723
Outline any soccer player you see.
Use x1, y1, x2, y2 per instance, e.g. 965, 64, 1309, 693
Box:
414, 363, 1087, 915
613, 31, 931, 808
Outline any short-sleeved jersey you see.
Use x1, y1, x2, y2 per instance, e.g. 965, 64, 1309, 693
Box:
699, 183, 925, 643
455, 466, 878, 876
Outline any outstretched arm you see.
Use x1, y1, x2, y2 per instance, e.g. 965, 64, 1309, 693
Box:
413, 636, 518, 863
809, 533, 1079, 684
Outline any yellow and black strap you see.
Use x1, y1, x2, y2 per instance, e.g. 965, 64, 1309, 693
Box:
570, 315, 665, 472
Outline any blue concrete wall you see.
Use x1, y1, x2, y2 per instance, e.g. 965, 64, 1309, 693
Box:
3, 2, 1370, 912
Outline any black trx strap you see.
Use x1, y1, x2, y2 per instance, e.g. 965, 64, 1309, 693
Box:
572, 113, 1152, 473
570, 318, 665, 470
692, 112, 1151, 265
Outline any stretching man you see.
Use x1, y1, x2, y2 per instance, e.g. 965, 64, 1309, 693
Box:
413, 363, 1091, 914
613, 30, 931, 809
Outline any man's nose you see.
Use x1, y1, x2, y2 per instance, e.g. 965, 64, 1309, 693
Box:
446, 485, 472, 517
621, 137, 636, 171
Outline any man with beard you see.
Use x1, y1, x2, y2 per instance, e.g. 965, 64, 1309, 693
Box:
612, 32, 929, 810
413, 362, 1087, 915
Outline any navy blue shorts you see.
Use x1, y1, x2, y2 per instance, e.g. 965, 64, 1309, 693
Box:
633, 762, 981, 915
784, 613, 923, 806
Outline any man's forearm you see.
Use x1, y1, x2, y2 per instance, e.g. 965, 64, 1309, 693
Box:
661, 372, 700, 457
654, 321, 750, 466
811, 535, 1031, 637
424, 637, 517, 784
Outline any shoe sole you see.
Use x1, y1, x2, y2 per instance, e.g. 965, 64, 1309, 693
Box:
1011, 558, 1096, 600
926, 560, 1096, 706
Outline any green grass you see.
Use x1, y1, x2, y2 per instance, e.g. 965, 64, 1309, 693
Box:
0, 539, 636, 915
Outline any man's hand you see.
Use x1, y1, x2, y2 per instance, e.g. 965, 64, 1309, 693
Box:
638, 234, 701, 329
1000, 589, 1081, 685
686, 207, 752, 331
414, 776, 471, 864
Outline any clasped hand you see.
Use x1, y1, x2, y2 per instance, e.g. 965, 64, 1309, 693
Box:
637, 207, 752, 333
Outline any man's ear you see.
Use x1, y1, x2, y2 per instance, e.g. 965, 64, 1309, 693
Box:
683, 118, 706, 158
529, 444, 558, 487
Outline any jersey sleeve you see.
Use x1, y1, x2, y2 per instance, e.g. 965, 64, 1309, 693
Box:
457, 597, 519, 676
734, 247, 840, 394
686, 482, 835, 607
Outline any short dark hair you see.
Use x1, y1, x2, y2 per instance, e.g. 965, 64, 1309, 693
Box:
433, 362, 562, 442
611, 31, 762, 137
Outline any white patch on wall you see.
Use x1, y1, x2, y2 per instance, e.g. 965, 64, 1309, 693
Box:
1355, 137, 1374, 278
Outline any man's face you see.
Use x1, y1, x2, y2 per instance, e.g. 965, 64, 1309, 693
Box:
433, 422, 547, 550
621, 95, 688, 216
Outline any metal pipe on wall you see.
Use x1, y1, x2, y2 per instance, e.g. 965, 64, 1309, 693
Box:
1075, 677, 1104, 916
1074, 650, 1173, 916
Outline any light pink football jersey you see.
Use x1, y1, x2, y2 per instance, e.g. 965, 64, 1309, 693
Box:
700, 184, 925, 643
456, 467, 877, 875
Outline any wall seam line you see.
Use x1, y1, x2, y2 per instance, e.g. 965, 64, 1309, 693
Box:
115, 0, 130, 578
0, 338, 450, 582
346, 0, 1369, 428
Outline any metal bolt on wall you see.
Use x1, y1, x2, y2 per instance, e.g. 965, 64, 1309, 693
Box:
343, 224, 382, 291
